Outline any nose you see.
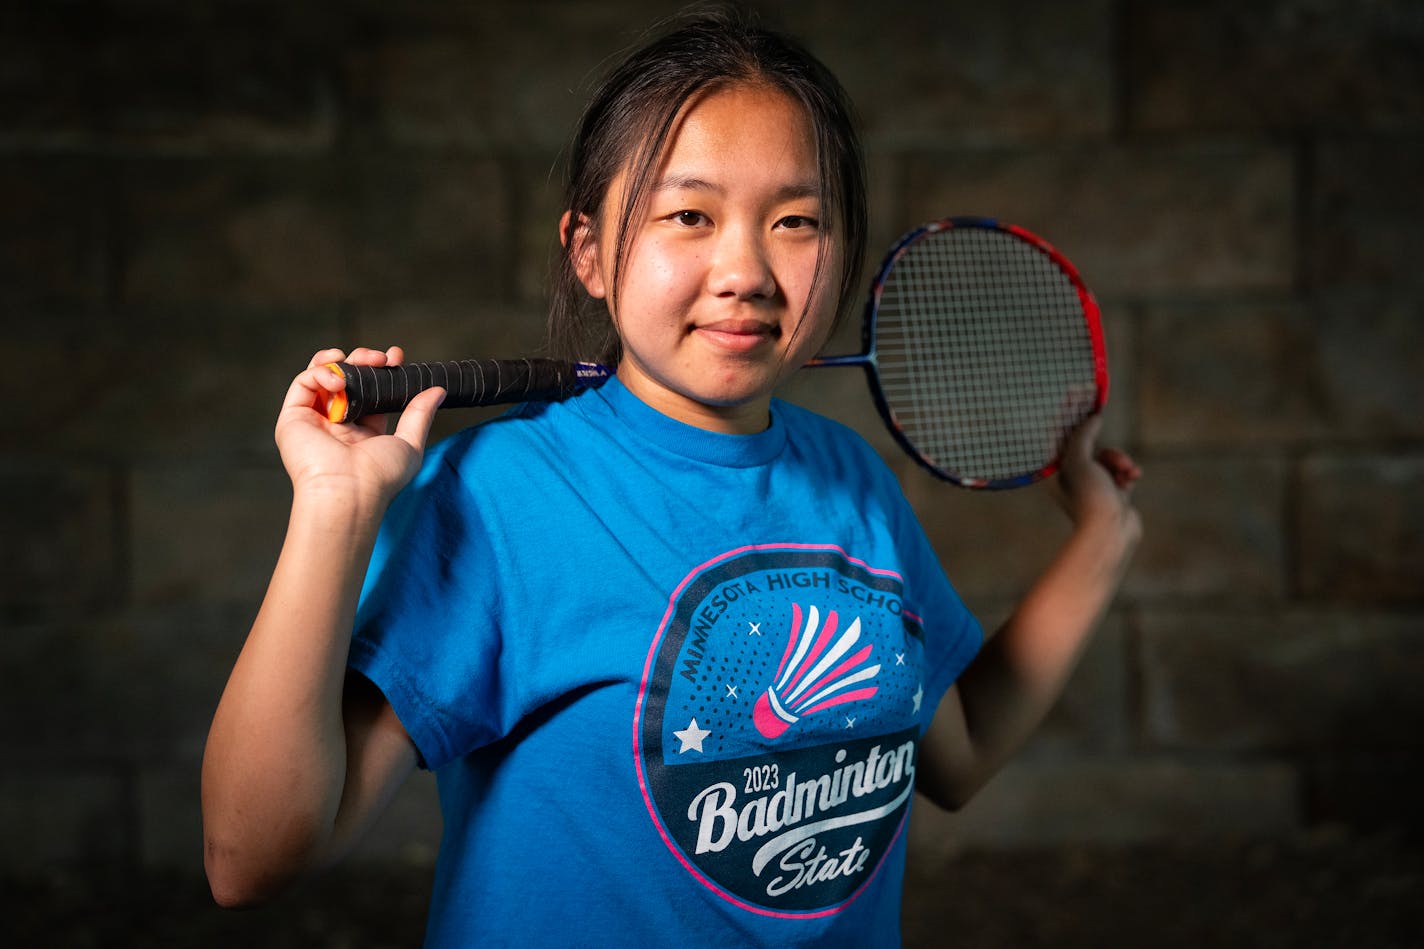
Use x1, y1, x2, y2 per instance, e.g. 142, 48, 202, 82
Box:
707, 228, 777, 301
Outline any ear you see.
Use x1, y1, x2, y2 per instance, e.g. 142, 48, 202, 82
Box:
561, 210, 607, 300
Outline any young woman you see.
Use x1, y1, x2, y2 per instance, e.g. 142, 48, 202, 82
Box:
202, 12, 1140, 946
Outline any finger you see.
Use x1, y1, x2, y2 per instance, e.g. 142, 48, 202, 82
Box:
306, 347, 348, 370
1060, 413, 1103, 467
1097, 447, 1142, 489
345, 346, 394, 367
283, 361, 344, 410
390, 386, 446, 452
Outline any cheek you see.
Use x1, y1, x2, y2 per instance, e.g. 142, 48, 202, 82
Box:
783, 246, 836, 311
787, 248, 843, 346
630, 242, 706, 305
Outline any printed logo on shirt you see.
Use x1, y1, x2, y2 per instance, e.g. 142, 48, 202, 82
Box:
634, 544, 929, 917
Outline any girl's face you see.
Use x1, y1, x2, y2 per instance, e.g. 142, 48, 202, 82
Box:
570, 83, 841, 434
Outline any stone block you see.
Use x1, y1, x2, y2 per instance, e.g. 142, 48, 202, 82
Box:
1138, 608, 1424, 752
1298, 454, 1424, 602
118, 150, 510, 309
796, 0, 1115, 146
0, 460, 119, 623
139, 762, 204, 872
1141, 293, 1424, 448
899, 143, 1294, 298
8, 303, 341, 460
1127, 0, 1424, 133
0, 158, 108, 304
1308, 291, 1424, 440
1141, 300, 1330, 448
910, 758, 1301, 857
1305, 752, 1424, 832
120, 158, 353, 307
0, 3, 337, 153
1310, 140, 1424, 290
0, 622, 129, 761
0, 769, 129, 870
343, 3, 667, 151
130, 462, 291, 609
349, 154, 511, 304
0, 604, 252, 764
1124, 456, 1287, 602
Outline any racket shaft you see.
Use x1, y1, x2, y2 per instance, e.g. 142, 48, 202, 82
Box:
325, 359, 608, 422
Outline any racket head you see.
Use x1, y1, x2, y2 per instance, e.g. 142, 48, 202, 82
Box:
864, 216, 1107, 489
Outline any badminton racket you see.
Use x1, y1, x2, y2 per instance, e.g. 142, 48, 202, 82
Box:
317, 217, 1106, 489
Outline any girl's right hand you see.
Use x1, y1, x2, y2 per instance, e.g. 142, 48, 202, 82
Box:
275, 346, 446, 511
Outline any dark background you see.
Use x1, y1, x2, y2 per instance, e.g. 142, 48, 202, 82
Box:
2, 0, 1421, 945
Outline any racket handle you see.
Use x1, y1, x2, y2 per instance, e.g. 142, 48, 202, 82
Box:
319, 359, 611, 423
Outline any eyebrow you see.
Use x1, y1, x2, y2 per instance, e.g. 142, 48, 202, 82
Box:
654, 174, 820, 202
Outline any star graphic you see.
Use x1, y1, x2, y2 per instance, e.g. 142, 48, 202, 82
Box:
844, 716, 856, 729
895, 652, 906, 666
748, 621, 762, 636
912, 683, 924, 714
725, 683, 738, 700
673, 718, 712, 754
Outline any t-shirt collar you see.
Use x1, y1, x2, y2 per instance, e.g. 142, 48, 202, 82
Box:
590, 376, 787, 469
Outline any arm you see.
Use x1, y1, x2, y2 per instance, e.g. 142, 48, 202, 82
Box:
916, 415, 1142, 810
201, 347, 445, 907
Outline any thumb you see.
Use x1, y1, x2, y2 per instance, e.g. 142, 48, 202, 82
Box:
1060, 412, 1103, 467
391, 386, 447, 453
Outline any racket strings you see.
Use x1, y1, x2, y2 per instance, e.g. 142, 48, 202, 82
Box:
875, 227, 1099, 482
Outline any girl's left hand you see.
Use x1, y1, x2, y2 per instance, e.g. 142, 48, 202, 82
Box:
1056, 414, 1142, 542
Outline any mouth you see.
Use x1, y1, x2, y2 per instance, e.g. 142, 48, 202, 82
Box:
694, 318, 780, 353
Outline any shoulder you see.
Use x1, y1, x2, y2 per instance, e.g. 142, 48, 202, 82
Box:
420, 396, 590, 480
384, 396, 589, 521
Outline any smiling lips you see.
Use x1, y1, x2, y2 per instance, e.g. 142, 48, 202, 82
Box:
695, 318, 780, 353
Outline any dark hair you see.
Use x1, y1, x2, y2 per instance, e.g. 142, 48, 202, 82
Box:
548, 8, 868, 365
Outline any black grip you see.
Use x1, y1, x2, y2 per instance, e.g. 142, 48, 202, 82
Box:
328, 359, 608, 422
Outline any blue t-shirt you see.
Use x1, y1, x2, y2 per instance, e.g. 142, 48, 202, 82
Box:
351, 377, 982, 947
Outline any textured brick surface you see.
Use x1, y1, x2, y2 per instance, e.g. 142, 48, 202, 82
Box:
0, 4, 338, 153
0, 461, 119, 623
1310, 139, 1424, 289
9, 302, 342, 459
1298, 453, 1424, 601
1126, 0, 1424, 133
899, 144, 1295, 297
1141, 296, 1424, 447
0, 770, 130, 865
1139, 609, 1424, 750
800, 0, 1116, 146
1125, 457, 1288, 602
130, 463, 291, 608
0, 158, 109, 304
912, 758, 1301, 854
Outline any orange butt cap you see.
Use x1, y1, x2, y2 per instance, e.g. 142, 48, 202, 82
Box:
321, 362, 349, 423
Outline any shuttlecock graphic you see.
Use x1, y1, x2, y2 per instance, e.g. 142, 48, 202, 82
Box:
753, 604, 880, 740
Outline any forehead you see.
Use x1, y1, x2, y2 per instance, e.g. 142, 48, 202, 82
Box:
657, 83, 817, 180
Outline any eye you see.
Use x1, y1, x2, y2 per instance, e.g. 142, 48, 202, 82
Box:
777, 215, 820, 231
672, 210, 708, 227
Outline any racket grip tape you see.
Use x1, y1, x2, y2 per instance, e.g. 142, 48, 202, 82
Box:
319, 359, 610, 423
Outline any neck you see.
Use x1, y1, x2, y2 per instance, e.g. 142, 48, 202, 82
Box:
616, 370, 772, 435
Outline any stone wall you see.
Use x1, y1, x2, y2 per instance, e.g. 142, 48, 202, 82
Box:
2, 0, 1420, 887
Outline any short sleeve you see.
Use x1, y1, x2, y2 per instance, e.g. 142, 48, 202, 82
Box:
350, 435, 508, 770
